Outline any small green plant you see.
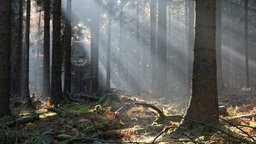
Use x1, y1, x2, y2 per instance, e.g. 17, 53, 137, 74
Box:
227, 106, 239, 116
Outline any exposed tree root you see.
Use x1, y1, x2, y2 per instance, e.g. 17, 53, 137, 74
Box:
153, 116, 252, 143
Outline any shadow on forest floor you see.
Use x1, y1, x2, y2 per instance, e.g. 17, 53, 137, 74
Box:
0, 89, 256, 143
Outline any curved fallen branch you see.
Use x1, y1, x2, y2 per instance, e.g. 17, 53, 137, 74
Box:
134, 102, 182, 122
135, 102, 165, 119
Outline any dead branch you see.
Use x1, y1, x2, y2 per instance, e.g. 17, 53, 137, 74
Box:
5, 114, 40, 127
226, 113, 256, 120
134, 102, 182, 122
134, 102, 165, 119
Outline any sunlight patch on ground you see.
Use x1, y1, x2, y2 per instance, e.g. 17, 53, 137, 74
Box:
39, 112, 57, 119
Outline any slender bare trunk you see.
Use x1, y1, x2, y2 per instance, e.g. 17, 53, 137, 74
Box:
25, 0, 32, 107
244, 0, 249, 88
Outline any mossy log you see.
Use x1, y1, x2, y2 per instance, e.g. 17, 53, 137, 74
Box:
5, 114, 40, 127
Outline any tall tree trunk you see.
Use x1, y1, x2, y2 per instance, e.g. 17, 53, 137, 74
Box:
150, 0, 157, 93
51, 0, 62, 104
187, 0, 194, 98
106, 2, 112, 92
216, 0, 222, 94
10, 0, 19, 96
184, 0, 219, 124
157, 0, 167, 96
90, 5, 100, 95
18, 0, 24, 98
35, 11, 41, 96
25, 0, 32, 107
0, 0, 11, 115
229, 13, 235, 88
43, 0, 50, 98
64, 0, 72, 94
244, 0, 249, 88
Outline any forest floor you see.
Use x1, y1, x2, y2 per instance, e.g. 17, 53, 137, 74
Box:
1, 89, 256, 144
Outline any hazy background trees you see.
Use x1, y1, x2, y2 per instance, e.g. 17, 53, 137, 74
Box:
2, 0, 255, 116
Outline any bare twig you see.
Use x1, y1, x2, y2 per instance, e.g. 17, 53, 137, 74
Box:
152, 126, 174, 143
114, 106, 123, 115
180, 132, 202, 144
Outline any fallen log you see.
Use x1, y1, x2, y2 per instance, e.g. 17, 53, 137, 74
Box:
47, 107, 65, 116
69, 97, 87, 104
5, 114, 40, 127
79, 93, 101, 101
65, 91, 101, 103
65, 137, 104, 144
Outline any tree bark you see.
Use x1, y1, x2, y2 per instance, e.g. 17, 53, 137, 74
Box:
0, 0, 11, 115
25, 0, 32, 107
18, 0, 24, 98
51, 0, 62, 104
64, 0, 72, 94
42, 0, 50, 98
10, 0, 20, 96
184, 0, 219, 123
216, 0, 222, 94
244, 0, 249, 88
